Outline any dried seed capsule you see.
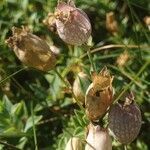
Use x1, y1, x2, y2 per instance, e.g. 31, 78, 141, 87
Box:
55, 2, 91, 45
6, 27, 56, 71
108, 93, 142, 144
85, 67, 114, 122
73, 72, 91, 105
85, 123, 112, 150
65, 137, 83, 150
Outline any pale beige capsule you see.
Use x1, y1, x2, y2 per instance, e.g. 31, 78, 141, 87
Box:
6, 27, 56, 71
73, 72, 91, 104
85, 123, 112, 150
65, 137, 83, 150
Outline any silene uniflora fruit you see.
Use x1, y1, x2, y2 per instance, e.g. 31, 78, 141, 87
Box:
108, 93, 142, 144
6, 26, 56, 71
73, 72, 91, 104
85, 67, 114, 122
44, 1, 92, 45
85, 123, 112, 150
65, 137, 83, 150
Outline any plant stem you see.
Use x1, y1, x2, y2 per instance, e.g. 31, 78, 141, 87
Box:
124, 145, 127, 150
80, 44, 150, 59
86, 46, 97, 72
0, 140, 20, 150
114, 61, 150, 103
0, 67, 27, 85
31, 101, 38, 150
53, 69, 85, 111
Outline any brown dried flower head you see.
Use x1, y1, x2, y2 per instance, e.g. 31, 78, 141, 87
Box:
108, 92, 142, 144
73, 72, 91, 105
6, 26, 56, 71
106, 12, 118, 34
85, 67, 114, 122
116, 50, 129, 67
44, 1, 91, 45
143, 16, 150, 30
85, 123, 112, 150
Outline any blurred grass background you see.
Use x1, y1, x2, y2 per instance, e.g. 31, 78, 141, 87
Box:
0, 0, 150, 149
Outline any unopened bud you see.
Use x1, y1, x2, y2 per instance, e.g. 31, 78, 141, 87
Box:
85, 123, 112, 150
73, 72, 91, 104
65, 137, 83, 150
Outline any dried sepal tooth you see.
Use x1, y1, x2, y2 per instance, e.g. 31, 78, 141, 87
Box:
85, 123, 112, 150
6, 26, 56, 71
73, 72, 91, 105
108, 92, 142, 144
55, 2, 92, 45
85, 67, 114, 121
91, 67, 114, 90
65, 137, 83, 150
43, 13, 57, 33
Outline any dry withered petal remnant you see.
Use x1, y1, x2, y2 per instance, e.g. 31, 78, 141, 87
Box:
85, 67, 114, 122
5, 26, 56, 71
44, 1, 92, 45
108, 92, 142, 144
85, 123, 112, 150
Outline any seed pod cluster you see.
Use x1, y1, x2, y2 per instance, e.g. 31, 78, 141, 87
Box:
6, 27, 56, 71
85, 67, 114, 122
108, 93, 142, 144
85, 123, 112, 150
73, 72, 91, 105
44, 1, 92, 45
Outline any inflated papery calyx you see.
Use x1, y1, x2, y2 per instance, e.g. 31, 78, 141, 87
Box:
108, 92, 142, 144
73, 72, 91, 105
65, 137, 83, 150
6, 26, 56, 71
54, 1, 91, 45
85, 123, 112, 150
85, 67, 114, 122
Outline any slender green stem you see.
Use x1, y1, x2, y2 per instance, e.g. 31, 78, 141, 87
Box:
114, 61, 150, 103
31, 101, 38, 150
53, 69, 85, 111
108, 65, 144, 89
80, 44, 150, 59
0, 67, 27, 85
54, 69, 70, 87
124, 145, 127, 150
87, 47, 96, 72
0, 140, 20, 150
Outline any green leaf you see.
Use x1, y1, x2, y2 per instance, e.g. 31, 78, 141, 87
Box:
24, 115, 42, 132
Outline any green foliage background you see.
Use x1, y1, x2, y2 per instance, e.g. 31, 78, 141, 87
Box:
0, 0, 150, 149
